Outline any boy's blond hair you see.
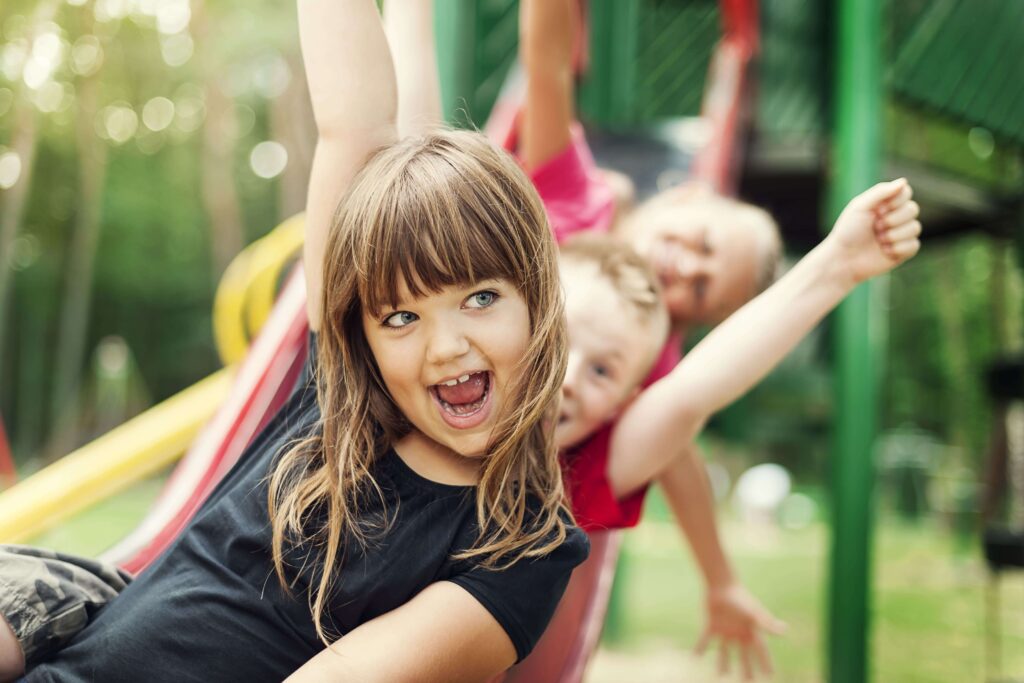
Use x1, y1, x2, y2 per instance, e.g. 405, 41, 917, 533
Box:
560, 234, 670, 373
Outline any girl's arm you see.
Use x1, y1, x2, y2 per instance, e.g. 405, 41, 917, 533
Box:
608, 179, 921, 496
284, 581, 516, 682
658, 448, 785, 679
299, 0, 399, 330
519, 0, 575, 171
384, 0, 444, 138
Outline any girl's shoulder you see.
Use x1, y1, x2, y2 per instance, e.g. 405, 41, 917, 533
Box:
445, 508, 589, 663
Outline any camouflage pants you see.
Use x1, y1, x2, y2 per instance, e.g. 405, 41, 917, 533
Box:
0, 545, 131, 666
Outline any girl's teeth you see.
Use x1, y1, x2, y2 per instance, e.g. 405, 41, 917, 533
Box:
440, 373, 475, 387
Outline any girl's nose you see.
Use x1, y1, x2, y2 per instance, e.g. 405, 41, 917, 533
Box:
425, 323, 471, 365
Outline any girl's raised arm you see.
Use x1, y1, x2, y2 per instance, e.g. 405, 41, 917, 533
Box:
384, 0, 443, 138
284, 581, 516, 682
608, 179, 922, 496
299, 0, 399, 330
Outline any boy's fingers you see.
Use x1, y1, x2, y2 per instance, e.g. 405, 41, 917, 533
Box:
753, 634, 774, 676
888, 238, 921, 260
757, 613, 788, 636
878, 183, 913, 214
740, 646, 755, 681
855, 178, 907, 210
694, 628, 713, 656
880, 200, 919, 227
883, 221, 922, 245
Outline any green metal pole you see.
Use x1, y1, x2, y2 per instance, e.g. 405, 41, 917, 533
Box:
826, 0, 884, 680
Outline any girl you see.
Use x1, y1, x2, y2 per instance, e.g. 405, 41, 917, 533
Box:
0, 1, 587, 681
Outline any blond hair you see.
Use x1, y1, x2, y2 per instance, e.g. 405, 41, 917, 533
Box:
560, 234, 670, 371
268, 129, 570, 644
623, 191, 783, 295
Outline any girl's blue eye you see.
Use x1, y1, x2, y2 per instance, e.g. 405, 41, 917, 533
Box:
466, 290, 498, 308
383, 311, 417, 328
592, 364, 611, 379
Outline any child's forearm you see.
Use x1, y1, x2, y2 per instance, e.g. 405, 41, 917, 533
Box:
384, 0, 443, 138
664, 237, 854, 436
518, 0, 574, 171
608, 238, 853, 495
299, 0, 398, 139
658, 445, 736, 590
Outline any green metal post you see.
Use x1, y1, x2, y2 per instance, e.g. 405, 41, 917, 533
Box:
434, 0, 478, 125
826, 0, 884, 680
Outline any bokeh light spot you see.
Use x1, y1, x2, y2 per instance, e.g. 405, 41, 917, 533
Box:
250, 141, 288, 179
71, 35, 103, 76
0, 151, 22, 189
142, 96, 175, 131
102, 103, 139, 144
160, 32, 193, 67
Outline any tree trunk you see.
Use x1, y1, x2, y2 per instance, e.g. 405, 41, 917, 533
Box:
0, 96, 39, 378
195, 0, 245, 279
48, 73, 109, 457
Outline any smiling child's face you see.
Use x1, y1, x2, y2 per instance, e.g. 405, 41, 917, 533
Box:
555, 259, 666, 450
629, 204, 761, 327
362, 277, 530, 460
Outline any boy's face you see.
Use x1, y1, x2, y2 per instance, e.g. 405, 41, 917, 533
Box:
629, 204, 761, 327
555, 259, 665, 450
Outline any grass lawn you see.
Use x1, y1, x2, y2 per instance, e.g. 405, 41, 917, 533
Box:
587, 492, 1024, 682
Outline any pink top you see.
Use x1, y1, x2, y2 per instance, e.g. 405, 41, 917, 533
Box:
505, 122, 617, 242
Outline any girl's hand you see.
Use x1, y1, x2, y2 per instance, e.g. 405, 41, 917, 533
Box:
827, 178, 922, 286
695, 583, 787, 681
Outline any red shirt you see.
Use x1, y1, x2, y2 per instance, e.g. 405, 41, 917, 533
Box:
561, 336, 682, 531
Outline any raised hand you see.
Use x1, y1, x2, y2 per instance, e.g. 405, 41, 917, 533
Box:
828, 178, 922, 285
694, 582, 787, 681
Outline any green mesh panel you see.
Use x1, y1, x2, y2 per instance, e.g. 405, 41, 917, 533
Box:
755, 0, 827, 138
436, 0, 519, 127
581, 0, 720, 125
888, 0, 1024, 146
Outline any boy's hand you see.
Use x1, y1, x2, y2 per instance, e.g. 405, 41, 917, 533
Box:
695, 583, 787, 680
828, 178, 922, 285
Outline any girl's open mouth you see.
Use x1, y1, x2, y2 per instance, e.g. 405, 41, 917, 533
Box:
429, 371, 492, 430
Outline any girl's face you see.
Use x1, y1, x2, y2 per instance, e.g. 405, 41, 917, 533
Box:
362, 277, 531, 459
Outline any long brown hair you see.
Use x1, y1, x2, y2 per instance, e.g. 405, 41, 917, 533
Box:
268, 129, 569, 643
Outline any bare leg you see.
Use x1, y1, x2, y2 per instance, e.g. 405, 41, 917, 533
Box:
0, 614, 25, 683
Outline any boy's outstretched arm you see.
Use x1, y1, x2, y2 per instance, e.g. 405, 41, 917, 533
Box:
609, 179, 921, 496
658, 447, 785, 681
384, 0, 444, 138
299, 0, 398, 330
519, 0, 575, 171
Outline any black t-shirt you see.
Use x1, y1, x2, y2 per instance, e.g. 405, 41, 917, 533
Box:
26, 341, 588, 682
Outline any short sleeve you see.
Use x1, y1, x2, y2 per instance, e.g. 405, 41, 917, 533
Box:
562, 425, 649, 532
447, 525, 590, 662
529, 124, 616, 244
